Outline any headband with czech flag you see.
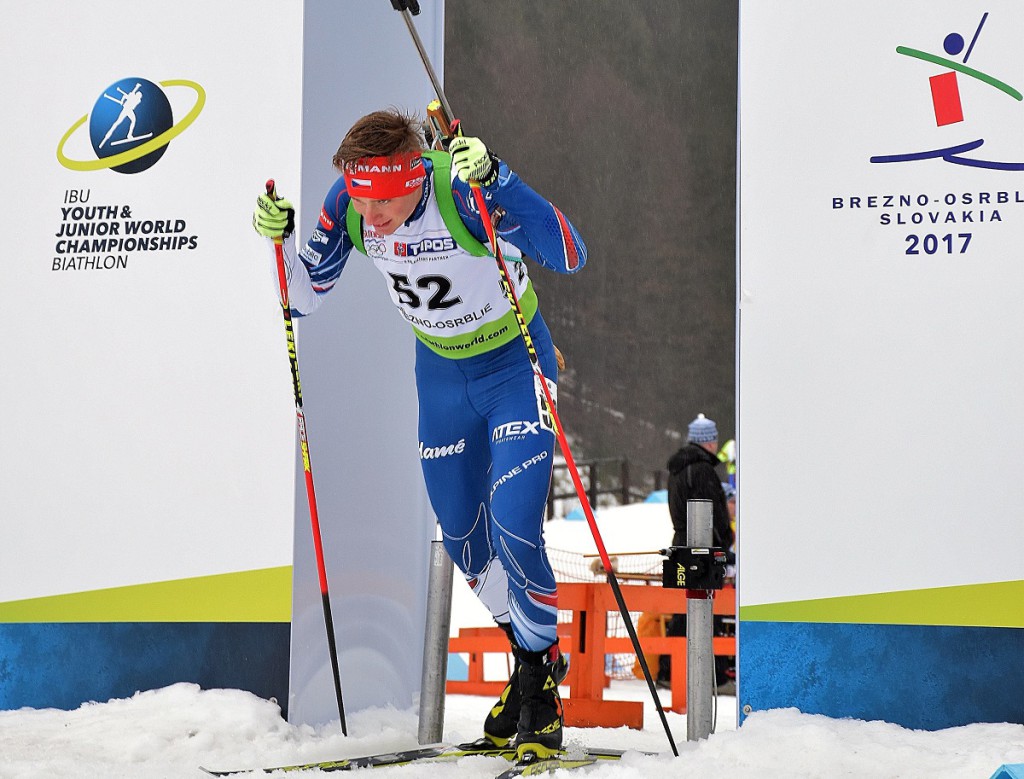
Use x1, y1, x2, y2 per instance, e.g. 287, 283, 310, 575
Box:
343, 152, 425, 200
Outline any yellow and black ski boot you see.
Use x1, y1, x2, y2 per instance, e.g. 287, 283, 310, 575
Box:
483, 626, 568, 748
482, 623, 521, 747
514, 642, 566, 761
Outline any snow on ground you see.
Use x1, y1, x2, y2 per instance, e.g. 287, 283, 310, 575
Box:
2, 502, 1024, 777
2, 682, 1024, 778
542, 502, 677, 556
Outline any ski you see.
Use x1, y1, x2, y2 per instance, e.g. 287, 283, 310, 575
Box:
495, 748, 632, 778
199, 739, 516, 775
200, 743, 643, 776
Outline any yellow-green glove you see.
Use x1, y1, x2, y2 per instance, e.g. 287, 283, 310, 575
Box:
449, 136, 499, 187
253, 191, 295, 239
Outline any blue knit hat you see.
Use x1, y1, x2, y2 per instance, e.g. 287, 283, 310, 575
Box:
687, 413, 718, 444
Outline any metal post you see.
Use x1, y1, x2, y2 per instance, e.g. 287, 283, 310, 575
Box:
686, 499, 714, 741
418, 539, 454, 744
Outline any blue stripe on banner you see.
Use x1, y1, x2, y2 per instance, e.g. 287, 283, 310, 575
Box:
739, 621, 1024, 730
0, 622, 289, 714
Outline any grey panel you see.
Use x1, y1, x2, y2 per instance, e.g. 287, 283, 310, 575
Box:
288, 0, 445, 726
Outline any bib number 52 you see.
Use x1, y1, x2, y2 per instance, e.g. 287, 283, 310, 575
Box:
388, 272, 462, 310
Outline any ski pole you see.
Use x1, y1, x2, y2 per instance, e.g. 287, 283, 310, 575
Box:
390, 0, 454, 124
388, 4, 679, 756
470, 183, 678, 756
266, 180, 348, 735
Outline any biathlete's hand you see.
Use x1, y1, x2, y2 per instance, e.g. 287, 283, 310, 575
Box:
253, 191, 295, 239
449, 136, 499, 187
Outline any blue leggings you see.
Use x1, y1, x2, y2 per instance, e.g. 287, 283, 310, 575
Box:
415, 315, 559, 652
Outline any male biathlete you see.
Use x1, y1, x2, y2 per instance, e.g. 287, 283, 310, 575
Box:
253, 109, 586, 758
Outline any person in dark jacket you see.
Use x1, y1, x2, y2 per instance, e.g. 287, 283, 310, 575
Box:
659, 413, 736, 690
667, 413, 734, 550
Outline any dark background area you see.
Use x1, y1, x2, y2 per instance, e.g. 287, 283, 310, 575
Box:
445, 1, 738, 484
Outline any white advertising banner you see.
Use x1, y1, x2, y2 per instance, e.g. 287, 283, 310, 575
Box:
1, 0, 445, 724
1, 0, 299, 710
738, 1, 1024, 728
3, 2, 301, 599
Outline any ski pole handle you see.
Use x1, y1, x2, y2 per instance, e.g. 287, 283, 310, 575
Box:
265, 179, 281, 231
389, 0, 421, 13
264, 178, 291, 310
425, 99, 461, 150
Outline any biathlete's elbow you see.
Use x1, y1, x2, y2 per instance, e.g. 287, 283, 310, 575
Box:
562, 242, 587, 274
537, 248, 587, 274
534, 251, 587, 274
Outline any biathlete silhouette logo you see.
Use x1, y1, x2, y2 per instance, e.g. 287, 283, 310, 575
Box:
57, 76, 205, 174
871, 12, 1024, 171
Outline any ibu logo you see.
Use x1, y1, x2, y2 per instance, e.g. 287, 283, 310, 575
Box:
88, 78, 173, 174
57, 76, 205, 175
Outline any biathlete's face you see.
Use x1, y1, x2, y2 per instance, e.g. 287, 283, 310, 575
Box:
349, 189, 422, 236
344, 151, 426, 236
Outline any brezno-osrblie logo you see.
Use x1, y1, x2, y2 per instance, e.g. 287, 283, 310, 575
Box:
57, 77, 205, 174
871, 12, 1023, 170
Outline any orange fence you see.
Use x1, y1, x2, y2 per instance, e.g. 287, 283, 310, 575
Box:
447, 582, 736, 729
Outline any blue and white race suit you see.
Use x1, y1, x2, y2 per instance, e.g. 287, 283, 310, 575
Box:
272, 154, 586, 651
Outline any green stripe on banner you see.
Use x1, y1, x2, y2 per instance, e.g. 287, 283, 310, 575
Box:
0, 567, 292, 623
740, 580, 1024, 628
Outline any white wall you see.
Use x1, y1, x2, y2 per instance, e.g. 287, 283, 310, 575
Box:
739, 0, 1024, 608
0, 0, 299, 614
0, 0, 445, 723
736, 0, 1024, 729
286, 0, 444, 725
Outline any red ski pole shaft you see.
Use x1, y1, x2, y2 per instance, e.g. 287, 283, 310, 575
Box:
266, 180, 348, 735
468, 184, 679, 757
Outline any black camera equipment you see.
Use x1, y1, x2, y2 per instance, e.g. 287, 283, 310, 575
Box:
661, 546, 729, 591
